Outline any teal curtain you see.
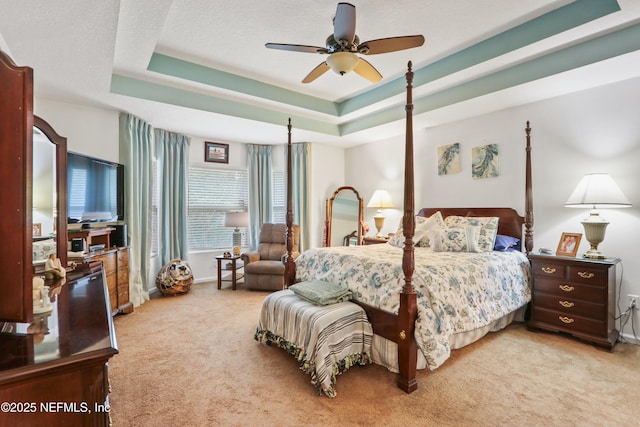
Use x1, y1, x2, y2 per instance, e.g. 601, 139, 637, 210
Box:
291, 142, 311, 252
155, 129, 190, 265
118, 113, 152, 307
247, 144, 272, 250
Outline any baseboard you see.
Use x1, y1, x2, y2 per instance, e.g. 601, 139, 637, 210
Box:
619, 332, 640, 346
194, 276, 215, 284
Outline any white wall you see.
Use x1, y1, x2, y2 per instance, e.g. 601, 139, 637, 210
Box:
345, 77, 640, 343
311, 143, 346, 247
35, 98, 120, 161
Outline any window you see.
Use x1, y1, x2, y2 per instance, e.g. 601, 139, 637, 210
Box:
187, 167, 248, 250
272, 170, 286, 224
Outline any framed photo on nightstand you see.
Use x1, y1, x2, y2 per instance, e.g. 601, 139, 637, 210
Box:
556, 232, 581, 257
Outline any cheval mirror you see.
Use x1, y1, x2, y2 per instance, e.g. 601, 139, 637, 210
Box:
324, 186, 364, 247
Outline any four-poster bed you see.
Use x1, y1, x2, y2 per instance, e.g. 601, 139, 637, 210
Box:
279, 62, 534, 393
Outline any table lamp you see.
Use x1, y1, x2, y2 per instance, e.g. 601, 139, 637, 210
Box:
224, 211, 248, 255
564, 173, 631, 259
367, 190, 394, 238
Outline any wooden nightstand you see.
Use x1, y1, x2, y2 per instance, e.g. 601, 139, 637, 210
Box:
362, 236, 389, 245
527, 254, 620, 351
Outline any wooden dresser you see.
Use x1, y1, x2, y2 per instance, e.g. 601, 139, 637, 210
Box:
70, 247, 132, 316
527, 254, 619, 350
0, 265, 118, 426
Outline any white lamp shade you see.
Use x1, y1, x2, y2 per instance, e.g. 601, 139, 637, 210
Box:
564, 173, 631, 208
367, 190, 395, 209
224, 211, 248, 228
326, 52, 359, 75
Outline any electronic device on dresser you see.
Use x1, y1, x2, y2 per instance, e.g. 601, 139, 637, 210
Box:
527, 254, 620, 351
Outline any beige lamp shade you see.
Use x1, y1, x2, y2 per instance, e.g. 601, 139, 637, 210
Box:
565, 173, 631, 208
224, 211, 248, 229
367, 190, 395, 210
367, 190, 394, 238
565, 173, 631, 259
224, 211, 248, 251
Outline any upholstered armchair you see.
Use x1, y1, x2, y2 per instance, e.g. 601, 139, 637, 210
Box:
241, 223, 300, 291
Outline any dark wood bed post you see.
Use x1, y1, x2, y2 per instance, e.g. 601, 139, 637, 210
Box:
397, 62, 419, 393
524, 121, 534, 254
284, 118, 296, 287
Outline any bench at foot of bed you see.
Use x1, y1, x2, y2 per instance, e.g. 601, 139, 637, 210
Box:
255, 289, 373, 397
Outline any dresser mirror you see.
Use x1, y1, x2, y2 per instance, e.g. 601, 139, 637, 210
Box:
324, 186, 364, 247
33, 116, 68, 269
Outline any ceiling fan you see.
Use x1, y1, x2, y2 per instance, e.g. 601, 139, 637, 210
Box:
265, 2, 424, 83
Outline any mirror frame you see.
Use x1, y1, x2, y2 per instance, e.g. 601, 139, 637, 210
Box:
323, 186, 364, 247
34, 116, 68, 268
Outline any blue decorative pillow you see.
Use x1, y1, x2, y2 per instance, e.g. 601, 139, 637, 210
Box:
493, 234, 521, 252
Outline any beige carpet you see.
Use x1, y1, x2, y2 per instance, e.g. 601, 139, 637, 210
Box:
108, 281, 640, 426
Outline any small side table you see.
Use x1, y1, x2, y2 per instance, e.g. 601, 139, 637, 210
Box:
216, 255, 244, 290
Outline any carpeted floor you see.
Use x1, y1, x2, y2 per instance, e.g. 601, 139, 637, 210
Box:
108, 281, 640, 426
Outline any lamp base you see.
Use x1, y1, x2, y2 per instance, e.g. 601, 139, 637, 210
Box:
232, 228, 241, 249
373, 214, 385, 239
583, 247, 607, 259
581, 212, 609, 260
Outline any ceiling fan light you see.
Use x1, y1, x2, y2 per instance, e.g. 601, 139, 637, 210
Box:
326, 52, 359, 75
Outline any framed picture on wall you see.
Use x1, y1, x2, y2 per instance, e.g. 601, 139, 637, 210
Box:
32, 223, 42, 237
556, 232, 582, 257
205, 142, 229, 164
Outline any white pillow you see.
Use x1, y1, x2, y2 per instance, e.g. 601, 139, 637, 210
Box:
429, 225, 481, 252
388, 211, 445, 248
442, 216, 499, 252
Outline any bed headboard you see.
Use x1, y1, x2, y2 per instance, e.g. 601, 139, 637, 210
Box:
417, 207, 525, 249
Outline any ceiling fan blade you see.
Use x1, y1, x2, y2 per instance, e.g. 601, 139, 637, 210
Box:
265, 43, 328, 54
302, 62, 330, 83
333, 2, 356, 45
359, 35, 425, 55
353, 57, 382, 83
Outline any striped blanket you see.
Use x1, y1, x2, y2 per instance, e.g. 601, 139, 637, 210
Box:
255, 289, 373, 397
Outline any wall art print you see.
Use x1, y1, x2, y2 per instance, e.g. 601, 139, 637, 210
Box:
437, 142, 461, 175
472, 144, 499, 179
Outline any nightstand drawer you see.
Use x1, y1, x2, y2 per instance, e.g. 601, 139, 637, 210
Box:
532, 262, 565, 279
533, 278, 605, 303
532, 307, 606, 336
533, 292, 605, 319
567, 266, 606, 284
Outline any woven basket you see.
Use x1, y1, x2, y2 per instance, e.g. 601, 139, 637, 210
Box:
156, 259, 194, 296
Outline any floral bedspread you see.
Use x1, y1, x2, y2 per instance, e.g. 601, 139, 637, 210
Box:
295, 244, 531, 370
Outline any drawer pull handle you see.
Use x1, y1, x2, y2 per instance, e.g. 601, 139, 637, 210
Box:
559, 284, 575, 292
559, 300, 574, 308
541, 267, 556, 274
578, 271, 595, 279
559, 316, 574, 324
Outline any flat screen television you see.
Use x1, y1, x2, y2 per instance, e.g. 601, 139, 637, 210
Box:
67, 151, 124, 224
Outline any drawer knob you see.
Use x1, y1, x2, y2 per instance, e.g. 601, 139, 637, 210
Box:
559, 316, 575, 324
541, 267, 556, 274
558, 284, 575, 292
559, 300, 574, 308
578, 271, 595, 279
